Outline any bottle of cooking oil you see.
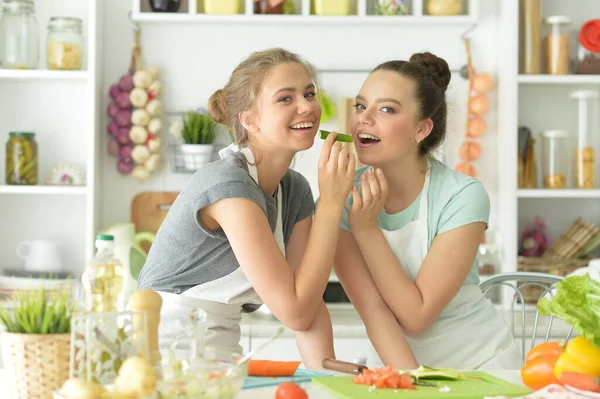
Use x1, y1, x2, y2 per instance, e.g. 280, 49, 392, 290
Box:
82, 234, 125, 313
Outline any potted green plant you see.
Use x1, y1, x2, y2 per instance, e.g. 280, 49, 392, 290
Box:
254, 0, 297, 14
0, 285, 75, 399
174, 110, 216, 170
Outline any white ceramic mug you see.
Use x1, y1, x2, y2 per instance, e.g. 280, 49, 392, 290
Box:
16, 240, 64, 272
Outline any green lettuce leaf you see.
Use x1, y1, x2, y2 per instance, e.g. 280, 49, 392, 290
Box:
537, 274, 600, 348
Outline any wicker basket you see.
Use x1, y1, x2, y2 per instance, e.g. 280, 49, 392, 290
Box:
1, 332, 70, 399
517, 256, 588, 303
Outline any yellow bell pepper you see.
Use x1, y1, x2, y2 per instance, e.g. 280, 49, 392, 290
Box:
554, 336, 600, 379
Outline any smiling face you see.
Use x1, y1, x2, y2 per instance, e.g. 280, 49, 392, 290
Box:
350, 70, 433, 166
243, 62, 321, 153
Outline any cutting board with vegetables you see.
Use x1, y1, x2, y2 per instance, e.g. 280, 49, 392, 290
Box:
131, 191, 179, 252
312, 371, 531, 399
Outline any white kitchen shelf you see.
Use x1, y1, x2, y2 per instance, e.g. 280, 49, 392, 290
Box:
130, 12, 476, 25
517, 189, 600, 199
0, 185, 87, 195
0, 70, 89, 81
518, 74, 600, 85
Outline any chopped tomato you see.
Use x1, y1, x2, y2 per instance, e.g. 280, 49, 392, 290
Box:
352, 366, 415, 390
275, 382, 308, 399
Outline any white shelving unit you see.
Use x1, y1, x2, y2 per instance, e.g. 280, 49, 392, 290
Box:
131, 0, 478, 25
497, 0, 600, 308
0, 0, 102, 275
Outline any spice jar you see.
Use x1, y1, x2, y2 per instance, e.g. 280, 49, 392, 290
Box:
0, 0, 40, 69
570, 90, 599, 189
541, 130, 568, 189
576, 19, 600, 75
544, 16, 572, 75
5, 132, 38, 185
425, 0, 463, 16
47, 17, 83, 70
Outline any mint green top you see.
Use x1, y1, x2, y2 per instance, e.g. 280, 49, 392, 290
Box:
337, 157, 490, 286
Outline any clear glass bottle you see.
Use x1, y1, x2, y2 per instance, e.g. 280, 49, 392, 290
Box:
544, 16, 572, 75
570, 90, 599, 189
542, 130, 568, 189
47, 17, 83, 70
576, 19, 600, 74
82, 235, 125, 313
5, 132, 38, 185
0, 0, 39, 69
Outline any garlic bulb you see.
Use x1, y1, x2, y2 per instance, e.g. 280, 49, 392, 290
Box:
145, 66, 160, 81
131, 165, 151, 181
147, 118, 163, 135
148, 80, 162, 97
145, 153, 161, 171
129, 126, 149, 144
131, 109, 150, 127
131, 145, 151, 164
129, 88, 149, 108
147, 137, 161, 152
133, 70, 152, 89
146, 99, 162, 117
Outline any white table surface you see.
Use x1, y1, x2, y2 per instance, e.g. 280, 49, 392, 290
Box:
3, 368, 523, 399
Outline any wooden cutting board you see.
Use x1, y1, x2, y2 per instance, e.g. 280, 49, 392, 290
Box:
131, 191, 179, 252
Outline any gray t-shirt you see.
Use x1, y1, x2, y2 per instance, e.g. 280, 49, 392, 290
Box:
137, 152, 315, 297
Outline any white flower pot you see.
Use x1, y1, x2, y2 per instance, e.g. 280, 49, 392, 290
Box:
180, 144, 214, 171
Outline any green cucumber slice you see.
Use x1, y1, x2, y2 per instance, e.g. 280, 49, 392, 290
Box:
319, 129, 353, 143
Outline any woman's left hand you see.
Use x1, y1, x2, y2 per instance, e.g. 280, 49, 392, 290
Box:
349, 168, 388, 233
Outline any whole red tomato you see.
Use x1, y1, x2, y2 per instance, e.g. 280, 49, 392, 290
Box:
521, 354, 560, 390
275, 382, 308, 399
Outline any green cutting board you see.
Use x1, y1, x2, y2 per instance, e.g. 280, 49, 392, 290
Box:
312, 371, 531, 399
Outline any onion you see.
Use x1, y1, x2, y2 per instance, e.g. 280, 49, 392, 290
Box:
116, 92, 131, 109
107, 122, 120, 137
119, 74, 134, 92
117, 128, 132, 145
116, 110, 132, 127
107, 103, 119, 119
117, 159, 134, 175
120, 144, 133, 160
107, 139, 120, 157
109, 84, 121, 100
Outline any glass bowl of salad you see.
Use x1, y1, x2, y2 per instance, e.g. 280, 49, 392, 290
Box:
156, 347, 248, 399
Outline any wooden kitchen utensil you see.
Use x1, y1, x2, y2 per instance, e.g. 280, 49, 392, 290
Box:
131, 191, 179, 252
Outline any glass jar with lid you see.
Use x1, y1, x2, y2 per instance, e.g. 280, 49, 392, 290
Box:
541, 130, 568, 189
5, 132, 38, 185
0, 0, 39, 69
47, 17, 83, 70
570, 90, 599, 189
576, 19, 600, 75
544, 16, 572, 75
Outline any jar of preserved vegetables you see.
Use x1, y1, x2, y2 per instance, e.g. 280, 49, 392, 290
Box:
47, 17, 83, 70
5, 132, 38, 185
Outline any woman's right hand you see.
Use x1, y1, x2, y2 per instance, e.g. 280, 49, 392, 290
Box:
318, 131, 356, 208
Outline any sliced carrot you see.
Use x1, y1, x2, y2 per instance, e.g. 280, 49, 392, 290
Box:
558, 372, 600, 393
247, 360, 301, 377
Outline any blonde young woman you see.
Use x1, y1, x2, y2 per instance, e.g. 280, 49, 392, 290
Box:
137, 48, 355, 368
332, 52, 522, 370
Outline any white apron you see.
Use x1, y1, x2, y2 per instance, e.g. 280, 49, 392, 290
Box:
156, 145, 285, 355
373, 158, 523, 370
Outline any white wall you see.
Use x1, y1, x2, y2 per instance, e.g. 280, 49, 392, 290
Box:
99, 0, 501, 238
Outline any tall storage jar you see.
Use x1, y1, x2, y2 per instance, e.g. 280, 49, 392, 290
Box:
47, 17, 83, 70
0, 0, 39, 69
544, 16, 572, 75
542, 130, 568, 189
5, 132, 38, 185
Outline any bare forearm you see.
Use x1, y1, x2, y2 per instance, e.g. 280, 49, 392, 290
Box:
293, 201, 344, 315
353, 228, 425, 331
293, 301, 335, 369
365, 310, 419, 369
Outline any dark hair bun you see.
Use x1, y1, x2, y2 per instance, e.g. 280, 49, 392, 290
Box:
409, 52, 451, 92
